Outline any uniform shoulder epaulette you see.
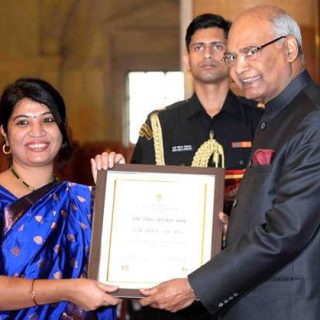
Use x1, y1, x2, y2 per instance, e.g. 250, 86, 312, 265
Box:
164, 98, 189, 112
138, 118, 153, 140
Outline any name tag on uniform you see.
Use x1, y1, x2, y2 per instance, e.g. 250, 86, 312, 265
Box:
171, 145, 193, 152
231, 141, 252, 148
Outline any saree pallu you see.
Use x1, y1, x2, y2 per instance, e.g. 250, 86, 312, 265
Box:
0, 181, 115, 320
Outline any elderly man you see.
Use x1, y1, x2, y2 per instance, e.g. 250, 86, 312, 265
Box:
139, 5, 320, 320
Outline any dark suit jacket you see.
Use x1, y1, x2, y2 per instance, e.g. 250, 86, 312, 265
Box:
189, 71, 320, 320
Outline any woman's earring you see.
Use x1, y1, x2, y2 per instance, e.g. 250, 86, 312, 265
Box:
2, 143, 11, 155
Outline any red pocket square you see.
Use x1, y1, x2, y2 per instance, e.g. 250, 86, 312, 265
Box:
252, 149, 275, 165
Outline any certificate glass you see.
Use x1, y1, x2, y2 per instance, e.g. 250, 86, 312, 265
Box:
89, 164, 224, 298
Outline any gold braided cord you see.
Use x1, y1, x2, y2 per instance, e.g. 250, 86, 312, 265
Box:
150, 112, 165, 166
150, 112, 224, 168
191, 134, 225, 168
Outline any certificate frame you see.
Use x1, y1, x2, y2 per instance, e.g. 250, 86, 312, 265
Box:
88, 164, 224, 298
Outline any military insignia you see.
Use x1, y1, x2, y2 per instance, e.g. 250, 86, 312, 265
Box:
192, 131, 225, 168
231, 141, 252, 148
172, 145, 192, 152
139, 123, 153, 140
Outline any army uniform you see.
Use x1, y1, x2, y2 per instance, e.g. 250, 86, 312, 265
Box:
131, 91, 263, 169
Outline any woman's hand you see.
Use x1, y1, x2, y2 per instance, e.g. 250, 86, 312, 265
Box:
65, 279, 121, 311
0, 277, 121, 311
91, 151, 126, 183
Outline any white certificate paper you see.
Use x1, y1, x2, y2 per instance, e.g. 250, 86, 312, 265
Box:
89, 164, 224, 297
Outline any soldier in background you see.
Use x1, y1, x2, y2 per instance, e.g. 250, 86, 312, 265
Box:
131, 13, 262, 172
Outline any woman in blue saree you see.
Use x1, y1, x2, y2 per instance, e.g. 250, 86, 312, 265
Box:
0, 78, 123, 319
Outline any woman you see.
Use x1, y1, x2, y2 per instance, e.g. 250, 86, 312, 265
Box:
0, 78, 123, 319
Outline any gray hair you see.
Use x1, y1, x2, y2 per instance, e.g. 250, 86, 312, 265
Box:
271, 12, 304, 63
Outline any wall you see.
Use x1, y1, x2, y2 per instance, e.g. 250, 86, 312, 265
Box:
193, 0, 320, 84
0, 0, 180, 146
0, 0, 180, 177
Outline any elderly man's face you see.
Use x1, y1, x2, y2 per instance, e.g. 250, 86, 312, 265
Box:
227, 16, 291, 103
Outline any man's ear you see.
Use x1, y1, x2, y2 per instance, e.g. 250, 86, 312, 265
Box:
183, 51, 191, 71
285, 36, 299, 62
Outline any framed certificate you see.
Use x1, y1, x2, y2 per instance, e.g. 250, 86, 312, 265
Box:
88, 164, 224, 298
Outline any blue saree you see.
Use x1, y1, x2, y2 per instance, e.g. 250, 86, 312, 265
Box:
0, 181, 116, 320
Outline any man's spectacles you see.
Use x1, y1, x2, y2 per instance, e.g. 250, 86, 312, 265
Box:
190, 42, 226, 54
223, 36, 287, 65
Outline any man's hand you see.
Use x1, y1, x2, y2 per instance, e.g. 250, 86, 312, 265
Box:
219, 211, 229, 247
139, 278, 196, 313
91, 151, 126, 183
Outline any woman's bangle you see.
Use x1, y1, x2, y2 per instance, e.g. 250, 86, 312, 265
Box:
29, 279, 38, 306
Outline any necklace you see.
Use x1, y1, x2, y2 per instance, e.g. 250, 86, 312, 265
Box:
10, 167, 35, 191
10, 167, 58, 192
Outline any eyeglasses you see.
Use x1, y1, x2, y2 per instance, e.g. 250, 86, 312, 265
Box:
190, 42, 226, 54
223, 36, 286, 66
